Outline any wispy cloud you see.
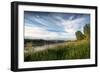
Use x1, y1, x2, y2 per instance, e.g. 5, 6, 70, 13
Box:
24, 11, 90, 40
25, 26, 69, 40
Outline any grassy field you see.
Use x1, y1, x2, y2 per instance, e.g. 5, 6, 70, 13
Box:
24, 39, 90, 61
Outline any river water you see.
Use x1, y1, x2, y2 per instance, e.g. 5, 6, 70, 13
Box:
24, 42, 67, 53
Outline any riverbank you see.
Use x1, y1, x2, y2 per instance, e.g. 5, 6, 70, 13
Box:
24, 39, 90, 61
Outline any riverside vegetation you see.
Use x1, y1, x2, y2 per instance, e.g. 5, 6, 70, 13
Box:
24, 24, 90, 61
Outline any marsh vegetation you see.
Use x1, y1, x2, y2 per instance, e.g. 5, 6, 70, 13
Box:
24, 24, 90, 61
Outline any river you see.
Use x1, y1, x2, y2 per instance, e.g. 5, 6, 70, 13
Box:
24, 42, 67, 53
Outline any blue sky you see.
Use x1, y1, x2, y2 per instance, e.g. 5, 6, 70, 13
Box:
24, 11, 90, 40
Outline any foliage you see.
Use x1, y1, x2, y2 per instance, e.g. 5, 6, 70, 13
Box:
83, 24, 90, 38
75, 24, 90, 40
75, 31, 85, 40
24, 39, 90, 61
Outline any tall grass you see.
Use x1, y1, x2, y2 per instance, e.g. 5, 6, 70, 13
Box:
24, 39, 90, 61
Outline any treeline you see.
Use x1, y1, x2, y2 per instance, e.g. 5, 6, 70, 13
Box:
75, 24, 90, 40
24, 39, 66, 47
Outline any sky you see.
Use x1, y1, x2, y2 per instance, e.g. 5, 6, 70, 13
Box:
24, 11, 90, 40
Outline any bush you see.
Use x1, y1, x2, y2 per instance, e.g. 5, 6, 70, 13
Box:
75, 31, 85, 40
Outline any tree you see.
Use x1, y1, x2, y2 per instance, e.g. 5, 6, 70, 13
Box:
75, 31, 85, 40
83, 24, 90, 38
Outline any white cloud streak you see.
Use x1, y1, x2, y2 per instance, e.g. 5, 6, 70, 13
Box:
24, 26, 76, 40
